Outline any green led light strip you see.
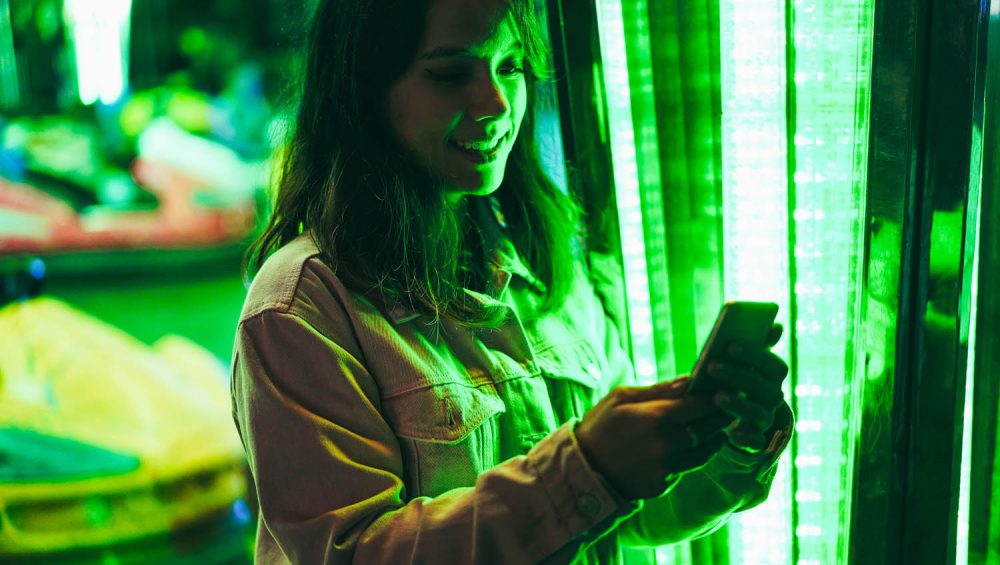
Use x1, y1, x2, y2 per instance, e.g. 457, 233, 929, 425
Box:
618, 0, 678, 384
593, 0, 660, 386
595, 0, 872, 561
784, 1, 873, 564
719, 0, 875, 562
719, 0, 793, 562
64, 0, 133, 106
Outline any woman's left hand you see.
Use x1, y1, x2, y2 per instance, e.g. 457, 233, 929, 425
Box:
707, 324, 789, 454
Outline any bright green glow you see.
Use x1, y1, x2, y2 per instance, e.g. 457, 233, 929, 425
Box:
785, 1, 873, 564
719, 0, 793, 562
721, 0, 873, 563
594, 0, 661, 386
618, 0, 678, 384
599, 0, 872, 560
64, 0, 132, 106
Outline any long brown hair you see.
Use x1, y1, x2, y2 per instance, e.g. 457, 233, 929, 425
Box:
246, 0, 580, 325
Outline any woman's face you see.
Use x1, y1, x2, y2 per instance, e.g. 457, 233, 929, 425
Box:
387, 0, 528, 201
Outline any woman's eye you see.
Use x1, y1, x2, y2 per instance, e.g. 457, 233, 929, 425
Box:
499, 62, 525, 76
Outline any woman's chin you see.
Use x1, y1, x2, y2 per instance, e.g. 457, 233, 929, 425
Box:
443, 178, 503, 201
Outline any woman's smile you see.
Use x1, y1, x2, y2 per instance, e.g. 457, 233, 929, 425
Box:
449, 131, 509, 164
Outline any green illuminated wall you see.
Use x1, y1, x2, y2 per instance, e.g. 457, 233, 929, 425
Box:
594, 0, 874, 563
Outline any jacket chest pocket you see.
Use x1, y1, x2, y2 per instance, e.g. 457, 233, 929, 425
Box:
531, 338, 607, 423
381, 382, 506, 498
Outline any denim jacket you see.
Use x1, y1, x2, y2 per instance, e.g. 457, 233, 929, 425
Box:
231, 203, 791, 564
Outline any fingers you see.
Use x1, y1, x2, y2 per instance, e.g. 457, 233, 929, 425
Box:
707, 361, 784, 409
766, 323, 783, 347
674, 410, 733, 449
726, 421, 770, 453
715, 390, 773, 431
725, 344, 789, 383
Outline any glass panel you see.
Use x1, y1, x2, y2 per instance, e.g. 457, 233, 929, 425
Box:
966, 2, 999, 563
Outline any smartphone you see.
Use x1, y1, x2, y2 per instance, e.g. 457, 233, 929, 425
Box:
686, 301, 779, 395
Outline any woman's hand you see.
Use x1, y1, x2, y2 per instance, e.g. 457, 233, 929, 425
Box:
708, 324, 790, 453
575, 377, 733, 501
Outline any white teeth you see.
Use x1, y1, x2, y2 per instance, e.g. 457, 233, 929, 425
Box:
453, 136, 503, 152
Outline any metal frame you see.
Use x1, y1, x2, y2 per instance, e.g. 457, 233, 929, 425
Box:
969, 2, 999, 561
848, 0, 992, 562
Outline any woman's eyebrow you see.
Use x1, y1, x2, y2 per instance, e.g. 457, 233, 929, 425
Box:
420, 42, 524, 60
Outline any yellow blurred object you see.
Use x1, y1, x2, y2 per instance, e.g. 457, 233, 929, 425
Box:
0, 297, 245, 556
165, 90, 214, 133
119, 92, 156, 138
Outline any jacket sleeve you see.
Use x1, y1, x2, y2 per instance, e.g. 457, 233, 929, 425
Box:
232, 308, 637, 565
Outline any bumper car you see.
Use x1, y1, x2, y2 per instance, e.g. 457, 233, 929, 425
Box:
0, 272, 247, 559
0, 101, 266, 275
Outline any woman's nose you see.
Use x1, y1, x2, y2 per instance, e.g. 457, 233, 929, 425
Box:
469, 76, 509, 122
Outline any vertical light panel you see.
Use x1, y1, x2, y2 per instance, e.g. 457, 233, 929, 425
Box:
619, 0, 678, 384
721, 0, 874, 562
64, 0, 133, 106
0, 0, 17, 109
593, 0, 663, 386
788, 1, 872, 563
719, 0, 793, 563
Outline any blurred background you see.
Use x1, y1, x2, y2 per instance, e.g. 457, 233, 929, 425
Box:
0, 0, 996, 564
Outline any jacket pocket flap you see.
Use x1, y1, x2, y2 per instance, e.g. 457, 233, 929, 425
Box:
382, 382, 506, 444
532, 339, 603, 390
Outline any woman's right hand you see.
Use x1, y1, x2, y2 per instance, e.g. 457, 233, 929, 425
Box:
575, 377, 731, 500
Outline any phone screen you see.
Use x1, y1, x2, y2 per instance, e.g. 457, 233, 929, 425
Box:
686, 301, 779, 395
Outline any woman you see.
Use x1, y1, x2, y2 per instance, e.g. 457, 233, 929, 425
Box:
232, 0, 793, 563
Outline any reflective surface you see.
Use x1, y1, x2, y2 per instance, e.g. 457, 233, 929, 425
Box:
967, 2, 1000, 563
847, 0, 992, 562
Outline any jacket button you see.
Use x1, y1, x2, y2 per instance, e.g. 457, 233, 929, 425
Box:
576, 493, 601, 517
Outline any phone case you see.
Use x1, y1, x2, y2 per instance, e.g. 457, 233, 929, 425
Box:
685, 301, 779, 395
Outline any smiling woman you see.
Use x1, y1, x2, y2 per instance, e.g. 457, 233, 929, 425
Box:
387, 2, 527, 198
232, 0, 793, 563
247, 0, 576, 324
